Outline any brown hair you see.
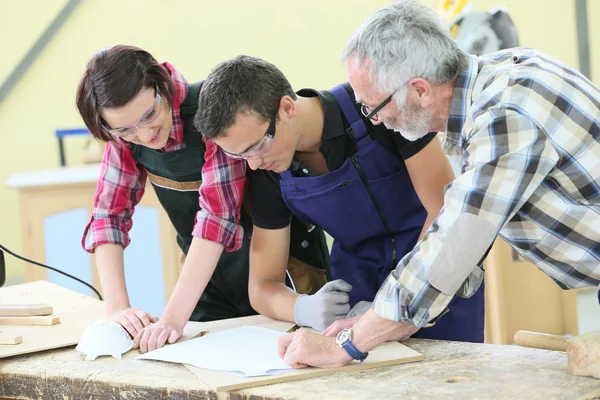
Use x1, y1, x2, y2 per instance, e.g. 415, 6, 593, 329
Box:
196, 55, 296, 139
75, 45, 175, 142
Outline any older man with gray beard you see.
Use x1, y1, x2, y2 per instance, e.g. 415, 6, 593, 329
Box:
278, 0, 600, 369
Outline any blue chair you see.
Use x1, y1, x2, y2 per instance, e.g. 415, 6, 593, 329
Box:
55, 128, 90, 166
0, 248, 5, 287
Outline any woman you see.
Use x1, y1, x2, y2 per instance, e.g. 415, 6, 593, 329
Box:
75, 45, 330, 353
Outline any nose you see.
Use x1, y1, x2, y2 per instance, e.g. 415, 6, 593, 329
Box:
246, 157, 263, 170
137, 126, 156, 143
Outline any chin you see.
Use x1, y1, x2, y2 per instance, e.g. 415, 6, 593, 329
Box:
265, 162, 279, 172
145, 140, 167, 150
275, 158, 296, 173
267, 163, 287, 173
151, 131, 170, 149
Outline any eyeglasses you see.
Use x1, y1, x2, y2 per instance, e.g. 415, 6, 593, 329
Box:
103, 90, 163, 138
360, 93, 394, 122
222, 114, 277, 160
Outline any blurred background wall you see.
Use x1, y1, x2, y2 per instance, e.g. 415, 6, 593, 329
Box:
0, 0, 598, 285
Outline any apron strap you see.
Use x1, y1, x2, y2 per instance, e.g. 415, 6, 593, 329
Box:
330, 84, 370, 142
281, 84, 369, 181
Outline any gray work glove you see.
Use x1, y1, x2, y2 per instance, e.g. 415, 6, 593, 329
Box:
346, 300, 372, 319
294, 279, 352, 331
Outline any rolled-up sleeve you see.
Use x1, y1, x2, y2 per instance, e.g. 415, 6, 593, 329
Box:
192, 137, 247, 252
82, 142, 146, 253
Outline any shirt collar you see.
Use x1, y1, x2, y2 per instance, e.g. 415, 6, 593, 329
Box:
444, 54, 479, 147
161, 62, 188, 145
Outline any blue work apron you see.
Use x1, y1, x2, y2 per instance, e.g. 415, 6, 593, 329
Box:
278, 84, 485, 342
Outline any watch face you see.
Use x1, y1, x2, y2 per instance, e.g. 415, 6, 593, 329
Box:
336, 328, 352, 345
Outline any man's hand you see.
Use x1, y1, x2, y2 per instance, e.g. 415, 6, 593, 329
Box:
320, 314, 363, 337
109, 307, 158, 338
278, 328, 352, 369
294, 279, 352, 331
133, 319, 183, 353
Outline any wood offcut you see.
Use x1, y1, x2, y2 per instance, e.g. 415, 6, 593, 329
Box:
0, 280, 106, 359
0, 304, 53, 316
0, 315, 60, 326
0, 333, 22, 345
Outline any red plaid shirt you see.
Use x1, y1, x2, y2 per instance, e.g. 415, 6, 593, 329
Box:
82, 62, 246, 253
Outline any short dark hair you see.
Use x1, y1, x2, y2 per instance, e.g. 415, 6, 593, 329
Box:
195, 55, 296, 139
75, 44, 175, 142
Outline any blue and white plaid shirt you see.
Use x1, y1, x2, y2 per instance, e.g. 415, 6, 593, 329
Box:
374, 48, 600, 327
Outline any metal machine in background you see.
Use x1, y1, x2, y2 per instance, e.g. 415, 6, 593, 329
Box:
440, 0, 519, 55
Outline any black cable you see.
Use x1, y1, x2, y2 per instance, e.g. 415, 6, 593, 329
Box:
0, 244, 102, 300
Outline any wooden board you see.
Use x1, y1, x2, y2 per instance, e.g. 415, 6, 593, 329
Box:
0, 281, 105, 358
0, 333, 22, 345
0, 304, 53, 316
0, 315, 60, 326
188, 341, 423, 392
177, 315, 424, 392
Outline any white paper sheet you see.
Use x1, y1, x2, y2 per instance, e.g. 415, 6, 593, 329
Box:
136, 325, 292, 377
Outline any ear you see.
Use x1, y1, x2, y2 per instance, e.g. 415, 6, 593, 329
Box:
408, 78, 435, 109
279, 95, 297, 120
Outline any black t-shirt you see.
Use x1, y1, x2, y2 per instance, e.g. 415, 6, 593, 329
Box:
249, 83, 436, 230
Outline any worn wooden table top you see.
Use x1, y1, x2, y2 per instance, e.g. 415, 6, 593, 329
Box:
1, 336, 599, 400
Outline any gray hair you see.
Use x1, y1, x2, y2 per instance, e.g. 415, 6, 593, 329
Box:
341, 0, 467, 93
195, 55, 296, 139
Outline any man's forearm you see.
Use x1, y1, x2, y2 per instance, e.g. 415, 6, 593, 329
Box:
161, 237, 223, 327
248, 225, 295, 324
350, 309, 418, 352
249, 279, 299, 323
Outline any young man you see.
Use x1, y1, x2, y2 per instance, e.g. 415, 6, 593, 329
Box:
278, 0, 600, 369
195, 55, 485, 341
76, 45, 330, 353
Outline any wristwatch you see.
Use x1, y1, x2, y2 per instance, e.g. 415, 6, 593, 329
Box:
335, 328, 368, 362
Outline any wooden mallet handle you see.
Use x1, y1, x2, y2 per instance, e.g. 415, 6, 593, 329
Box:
514, 330, 568, 351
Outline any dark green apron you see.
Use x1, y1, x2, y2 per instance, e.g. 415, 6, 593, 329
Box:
130, 81, 330, 322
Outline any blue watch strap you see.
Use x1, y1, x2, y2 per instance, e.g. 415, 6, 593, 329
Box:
341, 340, 369, 362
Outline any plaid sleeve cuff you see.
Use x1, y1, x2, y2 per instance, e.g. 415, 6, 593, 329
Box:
192, 210, 244, 252
373, 273, 452, 327
82, 217, 131, 253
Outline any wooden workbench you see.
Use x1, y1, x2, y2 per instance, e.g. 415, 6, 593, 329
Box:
1, 337, 598, 399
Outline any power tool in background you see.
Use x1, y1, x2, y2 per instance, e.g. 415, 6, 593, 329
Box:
439, 0, 520, 55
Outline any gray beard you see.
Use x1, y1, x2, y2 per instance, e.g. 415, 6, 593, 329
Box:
392, 128, 429, 142
386, 106, 434, 142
